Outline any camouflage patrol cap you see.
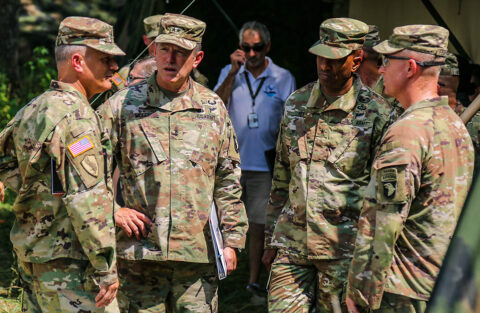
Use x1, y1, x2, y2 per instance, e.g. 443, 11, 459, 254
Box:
440, 52, 460, 76
309, 18, 368, 59
144, 14, 163, 38
56, 16, 125, 56
154, 13, 205, 50
364, 25, 380, 48
374, 24, 449, 56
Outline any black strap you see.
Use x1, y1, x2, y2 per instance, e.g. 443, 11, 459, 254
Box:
244, 72, 266, 109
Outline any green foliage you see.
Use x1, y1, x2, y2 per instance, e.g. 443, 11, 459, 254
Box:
0, 46, 56, 128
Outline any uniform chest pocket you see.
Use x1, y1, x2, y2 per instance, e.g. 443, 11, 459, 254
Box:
325, 123, 373, 177
183, 123, 218, 178
125, 120, 168, 176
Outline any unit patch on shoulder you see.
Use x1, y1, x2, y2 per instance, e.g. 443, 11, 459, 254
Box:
68, 136, 94, 157
381, 168, 397, 199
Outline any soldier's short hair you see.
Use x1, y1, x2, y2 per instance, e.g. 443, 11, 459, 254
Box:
239, 21, 271, 44
55, 45, 86, 63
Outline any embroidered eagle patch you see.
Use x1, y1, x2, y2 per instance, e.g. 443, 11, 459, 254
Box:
381, 168, 397, 199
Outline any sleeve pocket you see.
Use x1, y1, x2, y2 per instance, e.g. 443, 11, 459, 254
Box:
373, 152, 410, 204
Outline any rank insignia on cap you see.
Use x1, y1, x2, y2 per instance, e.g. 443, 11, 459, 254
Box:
111, 72, 125, 87
68, 136, 94, 157
381, 168, 397, 199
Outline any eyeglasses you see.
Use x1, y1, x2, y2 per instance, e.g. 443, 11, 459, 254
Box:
240, 43, 265, 53
126, 75, 145, 84
381, 55, 445, 67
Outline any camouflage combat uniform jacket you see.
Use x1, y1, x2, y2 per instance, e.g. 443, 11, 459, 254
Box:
347, 96, 474, 309
0, 81, 117, 286
98, 74, 248, 263
265, 76, 392, 261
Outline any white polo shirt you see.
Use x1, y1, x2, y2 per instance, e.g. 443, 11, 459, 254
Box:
214, 57, 296, 171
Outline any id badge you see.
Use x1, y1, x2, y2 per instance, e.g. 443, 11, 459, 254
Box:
248, 112, 259, 128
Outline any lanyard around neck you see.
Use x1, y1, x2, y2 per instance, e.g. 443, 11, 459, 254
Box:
244, 72, 266, 109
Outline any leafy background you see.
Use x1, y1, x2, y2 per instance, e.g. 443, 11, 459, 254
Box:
0, 0, 349, 312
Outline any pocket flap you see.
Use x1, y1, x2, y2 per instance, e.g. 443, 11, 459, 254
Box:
140, 120, 167, 163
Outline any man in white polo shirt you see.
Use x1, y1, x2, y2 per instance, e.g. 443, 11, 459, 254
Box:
215, 20, 295, 303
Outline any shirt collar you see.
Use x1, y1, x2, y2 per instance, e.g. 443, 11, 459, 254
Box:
49, 80, 89, 104
306, 75, 361, 113
146, 73, 203, 112
402, 96, 449, 116
239, 56, 273, 79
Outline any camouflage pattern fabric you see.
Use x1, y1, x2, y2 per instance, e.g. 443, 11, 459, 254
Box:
192, 68, 209, 88
440, 52, 460, 76
364, 25, 380, 48
347, 96, 474, 311
373, 76, 404, 124
375, 292, 427, 313
0, 80, 118, 307
19, 259, 120, 313
466, 112, 480, 173
144, 14, 164, 38
265, 75, 392, 311
117, 259, 217, 312
426, 173, 480, 313
155, 13, 205, 50
56, 16, 125, 56
97, 74, 247, 263
265, 75, 392, 258
374, 24, 448, 57
309, 17, 368, 59
268, 250, 350, 313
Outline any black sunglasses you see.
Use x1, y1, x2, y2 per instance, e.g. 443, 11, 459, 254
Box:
382, 55, 445, 67
240, 43, 265, 53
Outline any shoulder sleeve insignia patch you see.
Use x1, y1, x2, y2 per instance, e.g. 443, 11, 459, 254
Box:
381, 168, 397, 199
68, 135, 94, 157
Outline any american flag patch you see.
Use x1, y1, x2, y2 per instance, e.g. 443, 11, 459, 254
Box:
68, 136, 94, 158
111, 72, 125, 87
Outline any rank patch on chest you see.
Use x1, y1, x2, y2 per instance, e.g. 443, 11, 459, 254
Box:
381, 168, 397, 199
68, 136, 94, 157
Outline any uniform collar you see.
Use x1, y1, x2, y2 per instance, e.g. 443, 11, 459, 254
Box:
402, 96, 449, 116
146, 73, 203, 112
49, 80, 89, 104
306, 75, 361, 113
239, 56, 273, 79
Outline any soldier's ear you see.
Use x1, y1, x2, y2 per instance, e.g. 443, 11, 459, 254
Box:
351, 50, 363, 72
71, 53, 85, 73
192, 50, 204, 69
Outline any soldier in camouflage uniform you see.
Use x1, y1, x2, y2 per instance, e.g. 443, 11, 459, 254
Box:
143, 14, 209, 87
438, 52, 463, 114
0, 16, 125, 312
346, 25, 474, 313
261, 18, 392, 313
97, 13, 248, 313
358, 25, 382, 89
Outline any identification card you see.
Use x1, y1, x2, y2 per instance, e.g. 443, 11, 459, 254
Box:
247, 112, 259, 128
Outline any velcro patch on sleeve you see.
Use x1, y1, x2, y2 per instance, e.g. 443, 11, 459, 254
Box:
381, 168, 397, 199
68, 135, 94, 158
111, 72, 125, 87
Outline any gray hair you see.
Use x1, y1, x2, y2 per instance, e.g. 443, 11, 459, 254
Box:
55, 45, 87, 63
239, 21, 270, 44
